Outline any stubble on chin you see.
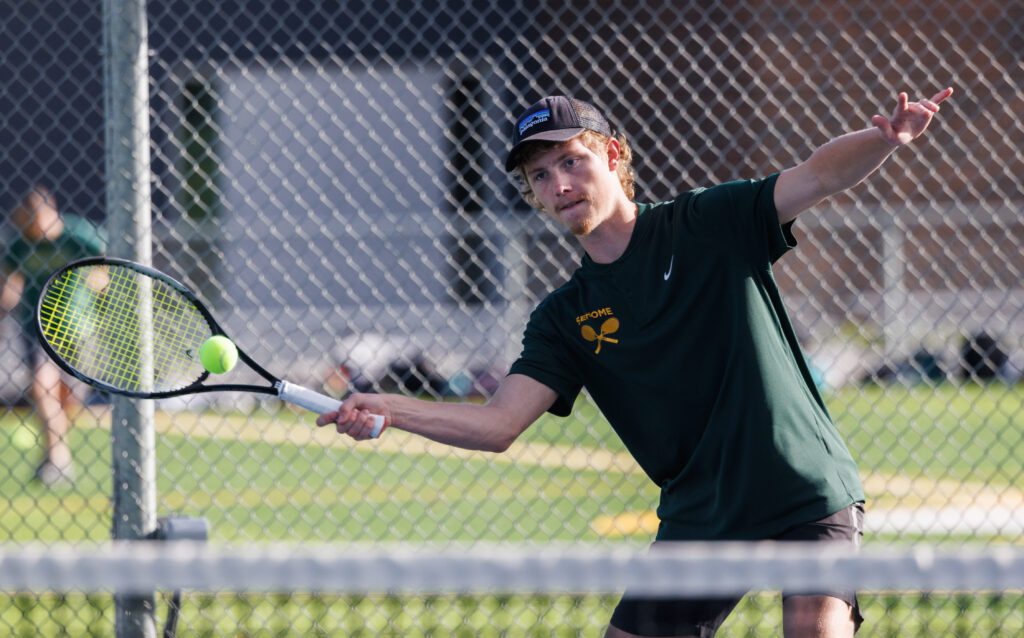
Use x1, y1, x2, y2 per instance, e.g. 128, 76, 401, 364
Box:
550, 202, 594, 237
567, 217, 595, 236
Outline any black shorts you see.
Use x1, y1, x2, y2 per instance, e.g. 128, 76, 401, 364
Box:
609, 502, 866, 637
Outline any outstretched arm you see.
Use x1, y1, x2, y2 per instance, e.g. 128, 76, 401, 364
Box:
315, 373, 558, 453
774, 87, 954, 223
0, 270, 25, 317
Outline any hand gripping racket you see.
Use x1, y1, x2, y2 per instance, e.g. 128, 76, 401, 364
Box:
35, 257, 385, 437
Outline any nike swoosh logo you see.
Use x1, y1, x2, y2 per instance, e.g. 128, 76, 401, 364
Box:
663, 256, 674, 281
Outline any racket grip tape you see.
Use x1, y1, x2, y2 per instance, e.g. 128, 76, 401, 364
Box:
277, 381, 385, 438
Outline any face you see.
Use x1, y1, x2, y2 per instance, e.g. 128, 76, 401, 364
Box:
13, 189, 62, 241
522, 136, 622, 236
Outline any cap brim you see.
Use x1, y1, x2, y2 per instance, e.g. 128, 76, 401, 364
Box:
505, 127, 585, 171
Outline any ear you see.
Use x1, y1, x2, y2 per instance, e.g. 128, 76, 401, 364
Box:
605, 136, 621, 171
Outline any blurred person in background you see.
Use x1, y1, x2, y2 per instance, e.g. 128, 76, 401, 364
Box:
1, 185, 105, 486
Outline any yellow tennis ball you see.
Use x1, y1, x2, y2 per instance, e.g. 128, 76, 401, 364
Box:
12, 426, 36, 450
199, 336, 238, 374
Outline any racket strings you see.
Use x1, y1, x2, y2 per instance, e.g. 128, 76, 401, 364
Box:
38, 270, 86, 353
39, 264, 213, 393
151, 281, 212, 384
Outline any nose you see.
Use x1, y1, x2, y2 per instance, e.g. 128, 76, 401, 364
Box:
552, 170, 572, 195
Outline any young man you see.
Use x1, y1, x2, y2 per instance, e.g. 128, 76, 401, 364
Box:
1, 186, 107, 486
318, 87, 953, 637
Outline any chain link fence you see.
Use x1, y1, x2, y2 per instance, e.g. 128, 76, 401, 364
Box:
1, 0, 1022, 634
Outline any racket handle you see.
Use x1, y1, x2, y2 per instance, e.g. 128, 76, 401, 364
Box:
277, 381, 385, 438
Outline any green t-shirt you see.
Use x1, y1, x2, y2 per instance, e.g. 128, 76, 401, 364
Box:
3, 214, 107, 333
509, 174, 864, 540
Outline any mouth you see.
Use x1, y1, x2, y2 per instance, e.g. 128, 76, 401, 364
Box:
557, 199, 587, 214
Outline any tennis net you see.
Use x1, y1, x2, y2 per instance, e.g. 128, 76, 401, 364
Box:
0, 541, 1021, 636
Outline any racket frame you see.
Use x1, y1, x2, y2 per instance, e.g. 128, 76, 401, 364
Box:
37, 256, 290, 400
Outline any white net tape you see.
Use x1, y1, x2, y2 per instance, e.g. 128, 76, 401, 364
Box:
1, 542, 1021, 595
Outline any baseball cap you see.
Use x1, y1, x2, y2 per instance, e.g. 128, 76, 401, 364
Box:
504, 96, 613, 172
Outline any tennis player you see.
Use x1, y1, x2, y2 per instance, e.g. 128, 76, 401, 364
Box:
1, 185, 107, 486
319, 87, 953, 637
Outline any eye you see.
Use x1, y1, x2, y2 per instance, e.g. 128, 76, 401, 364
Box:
532, 170, 547, 183
565, 157, 579, 168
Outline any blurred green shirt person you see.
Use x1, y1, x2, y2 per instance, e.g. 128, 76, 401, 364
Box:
1, 186, 105, 486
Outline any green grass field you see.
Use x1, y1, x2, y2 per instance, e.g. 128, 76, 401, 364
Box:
0, 382, 1021, 635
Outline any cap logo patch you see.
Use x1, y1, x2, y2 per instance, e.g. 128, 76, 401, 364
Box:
518, 109, 550, 135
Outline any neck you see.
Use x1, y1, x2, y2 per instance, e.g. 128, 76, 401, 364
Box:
578, 200, 638, 264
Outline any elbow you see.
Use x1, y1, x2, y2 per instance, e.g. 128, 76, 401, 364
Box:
486, 431, 518, 454
482, 413, 527, 454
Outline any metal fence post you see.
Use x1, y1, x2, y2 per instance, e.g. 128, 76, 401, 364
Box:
103, 0, 157, 636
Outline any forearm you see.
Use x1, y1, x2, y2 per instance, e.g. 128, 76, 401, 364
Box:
323, 373, 554, 450
777, 128, 901, 222
777, 88, 951, 222
808, 127, 899, 198
0, 272, 24, 314
386, 394, 523, 453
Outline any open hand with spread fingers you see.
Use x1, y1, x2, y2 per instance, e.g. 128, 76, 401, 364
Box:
871, 87, 954, 146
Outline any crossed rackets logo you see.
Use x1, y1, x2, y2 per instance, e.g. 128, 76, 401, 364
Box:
580, 317, 619, 354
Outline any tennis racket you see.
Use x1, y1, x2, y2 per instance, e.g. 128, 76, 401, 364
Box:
35, 256, 385, 437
